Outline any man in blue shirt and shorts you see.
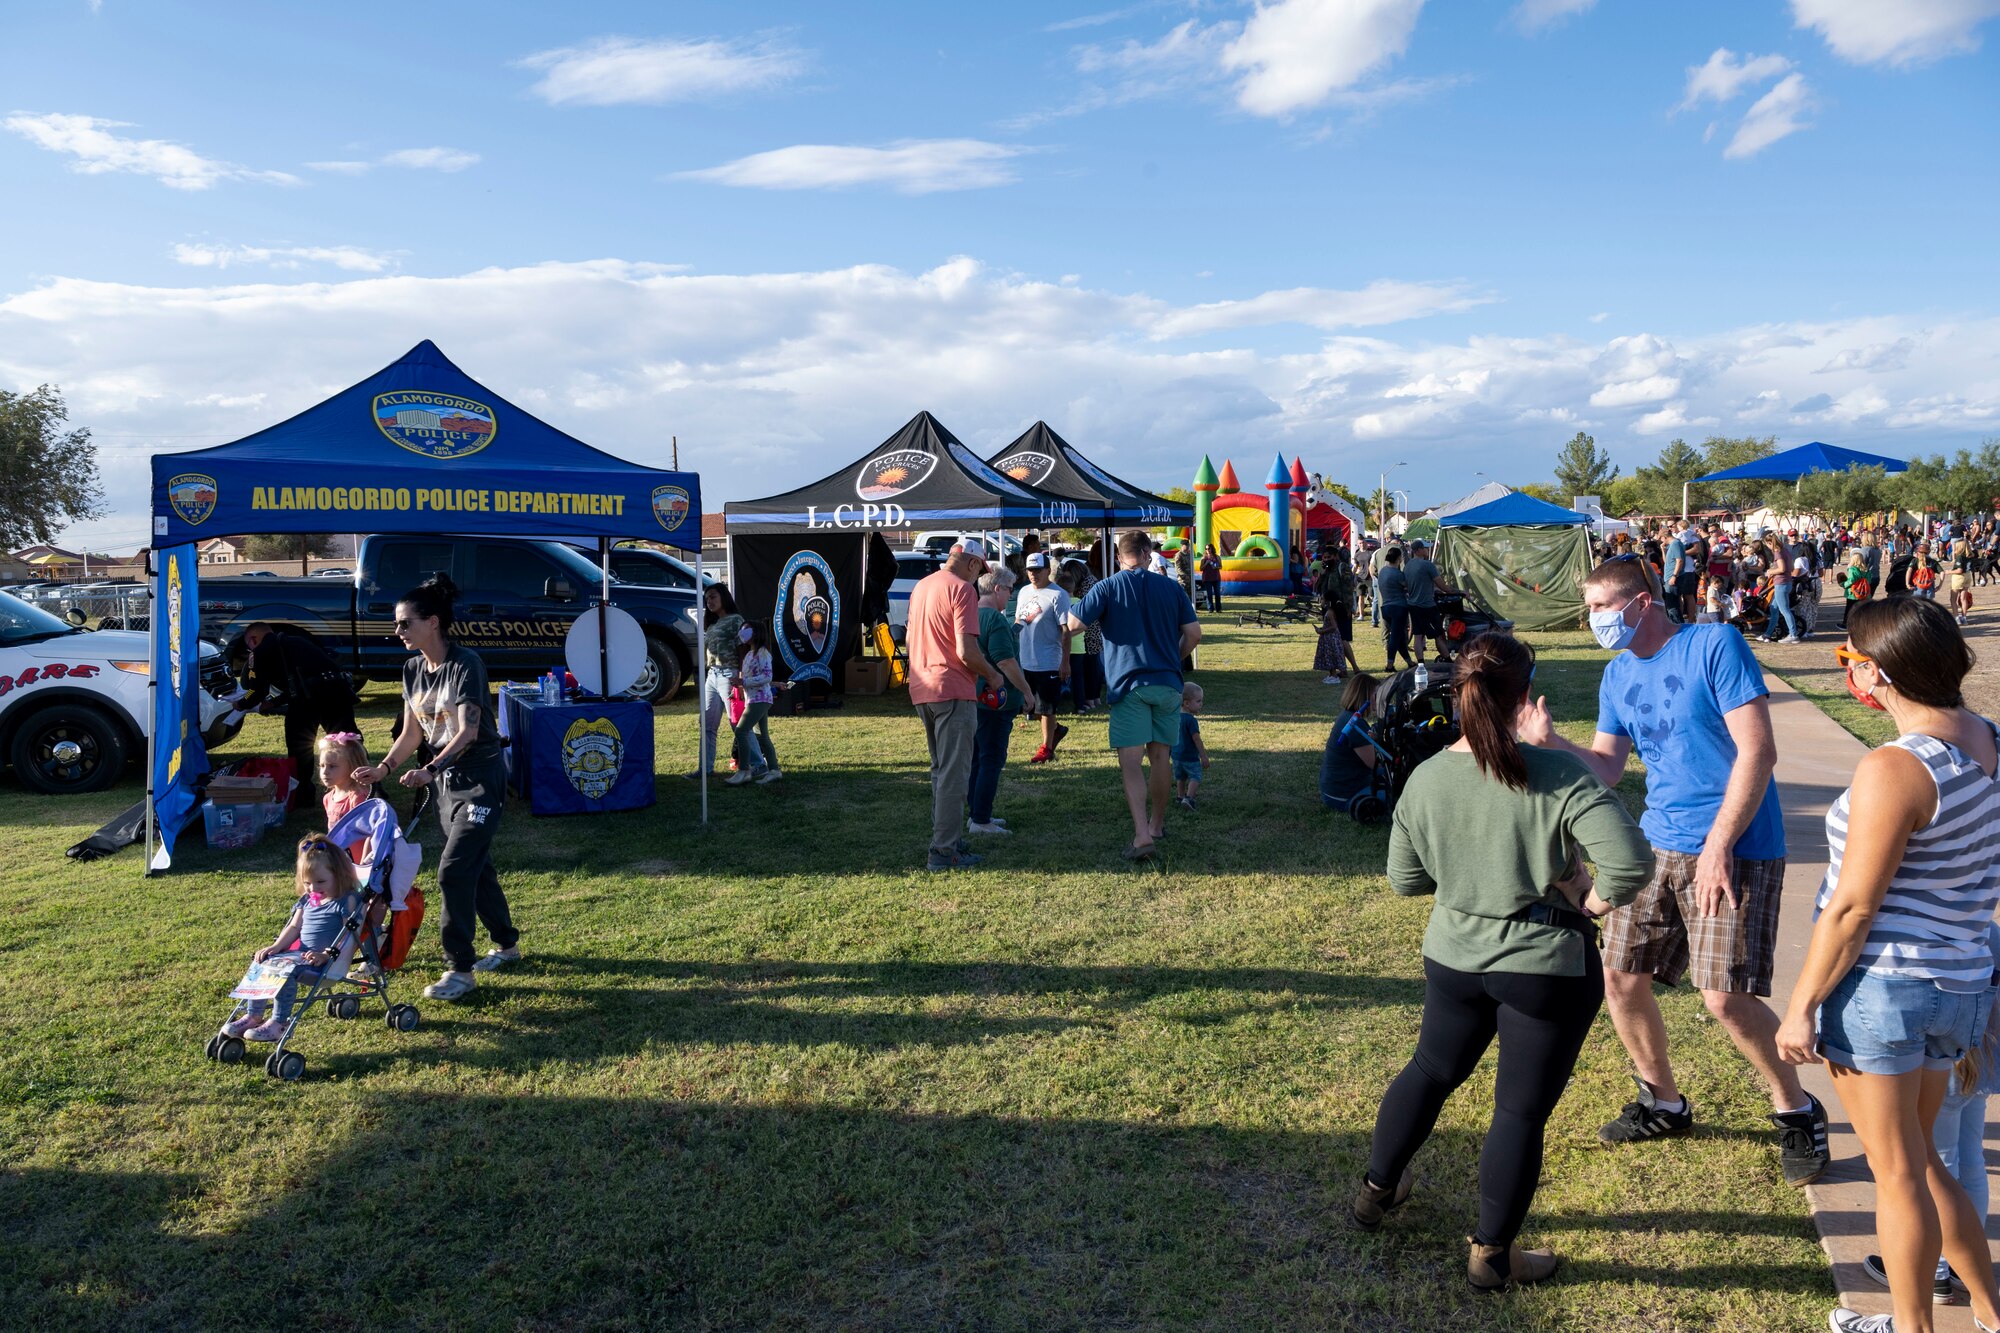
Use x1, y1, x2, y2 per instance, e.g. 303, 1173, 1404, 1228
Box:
1520, 555, 1831, 1186
1068, 528, 1201, 862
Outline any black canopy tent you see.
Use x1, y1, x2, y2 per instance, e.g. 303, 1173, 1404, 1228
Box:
723, 411, 1095, 684
987, 421, 1193, 574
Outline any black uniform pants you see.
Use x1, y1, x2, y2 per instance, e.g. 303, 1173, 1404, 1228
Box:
1366, 950, 1603, 1248
434, 761, 518, 973
283, 675, 360, 807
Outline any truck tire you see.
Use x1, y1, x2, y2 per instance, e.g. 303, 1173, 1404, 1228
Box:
632, 636, 683, 705
10, 702, 131, 795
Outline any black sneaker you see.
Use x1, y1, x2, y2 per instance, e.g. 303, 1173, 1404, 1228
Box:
1770, 1093, 1831, 1187
1598, 1075, 1694, 1145
1861, 1252, 1955, 1304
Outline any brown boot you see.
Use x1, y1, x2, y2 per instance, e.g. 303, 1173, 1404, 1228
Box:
1348, 1164, 1414, 1229
1467, 1239, 1560, 1293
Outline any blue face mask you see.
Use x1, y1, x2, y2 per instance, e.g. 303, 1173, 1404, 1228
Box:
1589, 595, 1640, 651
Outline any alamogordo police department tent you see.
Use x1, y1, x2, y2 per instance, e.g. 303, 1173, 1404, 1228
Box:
1435, 491, 1593, 633
146, 339, 702, 868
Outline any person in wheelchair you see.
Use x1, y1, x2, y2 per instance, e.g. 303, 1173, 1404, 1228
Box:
1319, 673, 1383, 814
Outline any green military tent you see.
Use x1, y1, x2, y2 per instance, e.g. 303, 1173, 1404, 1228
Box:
1434, 492, 1592, 633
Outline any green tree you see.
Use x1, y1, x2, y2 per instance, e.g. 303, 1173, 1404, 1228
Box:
1319, 480, 1366, 509
1515, 480, 1565, 504
1603, 475, 1648, 517
1159, 485, 1196, 506
1629, 439, 1706, 515
0, 384, 103, 548
1552, 431, 1620, 500
1795, 465, 1889, 519
242, 533, 336, 566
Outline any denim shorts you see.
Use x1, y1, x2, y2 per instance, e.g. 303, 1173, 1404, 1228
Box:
1818, 965, 1993, 1076
1172, 758, 1203, 784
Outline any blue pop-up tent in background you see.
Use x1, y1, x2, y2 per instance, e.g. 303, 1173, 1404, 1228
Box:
146, 340, 705, 868
1683, 440, 1908, 518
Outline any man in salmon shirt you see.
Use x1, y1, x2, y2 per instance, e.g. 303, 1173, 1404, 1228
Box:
906, 539, 1000, 871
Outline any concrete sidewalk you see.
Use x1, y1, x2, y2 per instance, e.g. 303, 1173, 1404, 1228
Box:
1764, 669, 1997, 1328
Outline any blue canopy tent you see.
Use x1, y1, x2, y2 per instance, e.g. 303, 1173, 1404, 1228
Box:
1435, 492, 1592, 632
145, 340, 704, 868
1682, 440, 1908, 519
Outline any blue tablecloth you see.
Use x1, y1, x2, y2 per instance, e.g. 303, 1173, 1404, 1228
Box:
500, 691, 656, 817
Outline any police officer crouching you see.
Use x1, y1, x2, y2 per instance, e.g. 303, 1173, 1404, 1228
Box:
239, 622, 359, 807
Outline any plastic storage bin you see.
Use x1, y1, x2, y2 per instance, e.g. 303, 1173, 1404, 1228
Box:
203, 799, 267, 850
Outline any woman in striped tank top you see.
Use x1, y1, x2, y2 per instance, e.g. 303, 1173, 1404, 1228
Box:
1777, 597, 2000, 1333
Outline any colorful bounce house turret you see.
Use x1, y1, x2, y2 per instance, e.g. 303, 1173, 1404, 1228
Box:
1192, 453, 1351, 596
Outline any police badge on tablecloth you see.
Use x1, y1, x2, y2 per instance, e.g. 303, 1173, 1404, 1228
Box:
774, 550, 839, 685
560, 716, 624, 801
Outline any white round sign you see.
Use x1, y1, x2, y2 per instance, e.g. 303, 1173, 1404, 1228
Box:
565, 603, 647, 697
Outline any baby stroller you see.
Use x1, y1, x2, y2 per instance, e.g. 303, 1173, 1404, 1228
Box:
1339, 660, 1462, 823
1433, 591, 1514, 661
204, 792, 430, 1082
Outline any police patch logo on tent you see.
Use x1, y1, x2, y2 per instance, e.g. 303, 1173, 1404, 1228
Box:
167, 473, 218, 527
993, 450, 1056, 486
560, 716, 624, 801
856, 449, 937, 501
651, 485, 691, 532
775, 550, 840, 685
372, 391, 497, 460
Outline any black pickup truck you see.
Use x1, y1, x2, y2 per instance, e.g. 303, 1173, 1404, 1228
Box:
198, 536, 700, 703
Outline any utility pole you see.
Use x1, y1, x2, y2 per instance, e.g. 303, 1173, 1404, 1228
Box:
672, 435, 678, 470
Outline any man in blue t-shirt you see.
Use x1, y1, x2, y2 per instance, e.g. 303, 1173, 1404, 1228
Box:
1520, 556, 1829, 1188
1067, 528, 1200, 861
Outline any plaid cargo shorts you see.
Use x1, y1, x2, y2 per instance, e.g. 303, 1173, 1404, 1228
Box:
1600, 849, 1787, 995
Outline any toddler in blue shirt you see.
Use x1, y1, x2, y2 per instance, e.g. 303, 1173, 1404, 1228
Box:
223, 835, 361, 1043
1172, 682, 1209, 811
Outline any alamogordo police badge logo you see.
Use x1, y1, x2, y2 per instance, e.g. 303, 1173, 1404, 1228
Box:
775, 550, 840, 685
651, 485, 691, 532
560, 716, 624, 801
167, 473, 218, 527
373, 391, 497, 460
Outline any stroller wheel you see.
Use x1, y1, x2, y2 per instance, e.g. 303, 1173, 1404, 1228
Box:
331, 995, 361, 1021
1349, 793, 1388, 824
217, 1036, 246, 1065
270, 1051, 306, 1082
388, 1003, 421, 1033
204, 1033, 222, 1061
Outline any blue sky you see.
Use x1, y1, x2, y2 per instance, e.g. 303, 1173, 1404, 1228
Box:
2, 0, 1996, 551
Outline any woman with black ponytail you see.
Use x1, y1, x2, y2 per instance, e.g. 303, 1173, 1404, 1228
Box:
1351, 632, 1653, 1293
352, 574, 520, 1002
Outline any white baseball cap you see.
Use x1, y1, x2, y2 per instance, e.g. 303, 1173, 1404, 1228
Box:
1025, 551, 1049, 568
955, 537, 987, 560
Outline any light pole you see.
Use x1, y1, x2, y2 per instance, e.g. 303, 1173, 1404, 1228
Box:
1379, 461, 1406, 541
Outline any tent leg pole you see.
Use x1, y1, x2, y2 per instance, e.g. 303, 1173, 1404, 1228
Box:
145, 547, 156, 874
1681, 481, 1689, 523
697, 544, 709, 827
597, 537, 611, 700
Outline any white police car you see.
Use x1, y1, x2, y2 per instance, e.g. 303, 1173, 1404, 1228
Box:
0, 590, 237, 794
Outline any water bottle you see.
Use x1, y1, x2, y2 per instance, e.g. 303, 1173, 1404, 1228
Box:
541, 669, 559, 705
1412, 661, 1430, 693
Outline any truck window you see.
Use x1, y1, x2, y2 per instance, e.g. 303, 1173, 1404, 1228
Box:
372, 542, 455, 595
472, 543, 562, 595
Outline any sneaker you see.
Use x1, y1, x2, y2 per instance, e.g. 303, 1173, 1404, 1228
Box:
755, 768, 782, 785
422, 970, 476, 1001
222, 1012, 264, 1038
1322, 674, 1342, 685
350, 959, 381, 980
1598, 1075, 1694, 1145
472, 945, 522, 973
926, 851, 984, 872
1860, 1253, 1955, 1304
1029, 745, 1052, 764
1771, 1094, 1831, 1186
966, 820, 1011, 835
1177, 796, 1196, 812
724, 770, 754, 786
1828, 1310, 1898, 1332
1782, 636, 1804, 644
680, 769, 718, 781
244, 1017, 288, 1043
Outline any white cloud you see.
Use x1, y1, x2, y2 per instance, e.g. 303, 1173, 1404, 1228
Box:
172, 243, 396, 273
379, 147, 480, 172
1512, 0, 1597, 33
1220, 0, 1427, 117
305, 160, 371, 175
1588, 311, 1609, 323
1590, 374, 1682, 408
4, 260, 1995, 550
1818, 337, 1917, 374
1791, 0, 2000, 67
1147, 279, 1488, 337
3, 112, 298, 190
677, 140, 1027, 193
517, 35, 804, 106
1725, 73, 1814, 158
1676, 48, 1793, 112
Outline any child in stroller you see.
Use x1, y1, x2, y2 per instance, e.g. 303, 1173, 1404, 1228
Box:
1326, 660, 1463, 822
206, 793, 429, 1082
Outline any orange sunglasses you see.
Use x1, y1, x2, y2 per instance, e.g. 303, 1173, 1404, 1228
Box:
1835, 644, 1893, 683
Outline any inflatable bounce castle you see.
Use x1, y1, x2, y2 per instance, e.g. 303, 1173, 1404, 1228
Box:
1192, 454, 1351, 596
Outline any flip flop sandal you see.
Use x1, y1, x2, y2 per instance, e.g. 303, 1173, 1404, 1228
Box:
1123, 842, 1155, 861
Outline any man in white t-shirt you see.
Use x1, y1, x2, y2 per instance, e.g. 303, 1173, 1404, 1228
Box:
1014, 552, 1073, 762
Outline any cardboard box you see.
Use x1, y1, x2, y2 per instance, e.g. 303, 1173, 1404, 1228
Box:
207, 774, 276, 805
843, 657, 889, 695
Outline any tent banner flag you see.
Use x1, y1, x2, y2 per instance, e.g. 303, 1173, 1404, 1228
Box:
150, 543, 209, 869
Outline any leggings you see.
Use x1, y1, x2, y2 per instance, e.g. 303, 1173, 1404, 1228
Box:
1381, 606, 1413, 667
1366, 949, 1603, 1248
732, 701, 774, 774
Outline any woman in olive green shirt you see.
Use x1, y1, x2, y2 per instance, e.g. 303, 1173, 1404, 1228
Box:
1351, 632, 1653, 1293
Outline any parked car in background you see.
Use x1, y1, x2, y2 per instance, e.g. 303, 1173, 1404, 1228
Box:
565, 544, 716, 593
308, 567, 353, 580
912, 531, 1023, 557
0, 589, 238, 794
889, 551, 946, 636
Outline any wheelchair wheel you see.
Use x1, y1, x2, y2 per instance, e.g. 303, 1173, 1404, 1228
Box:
1349, 793, 1388, 824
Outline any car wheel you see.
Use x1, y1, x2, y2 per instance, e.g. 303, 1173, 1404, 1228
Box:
631, 636, 683, 705
9, 703, 130, 794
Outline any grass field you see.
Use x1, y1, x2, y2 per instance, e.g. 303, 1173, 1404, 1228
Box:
0, 611, 1834, 1331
